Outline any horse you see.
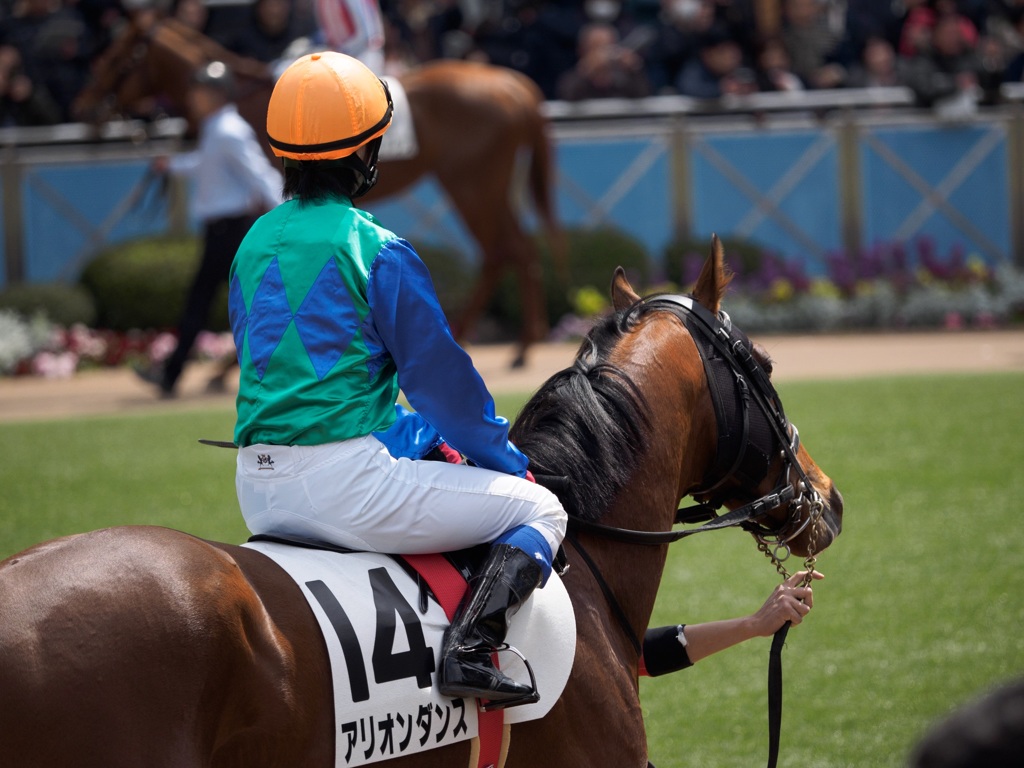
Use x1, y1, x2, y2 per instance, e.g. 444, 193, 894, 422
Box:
0, 240, 843, 768
72, 15, 564, 367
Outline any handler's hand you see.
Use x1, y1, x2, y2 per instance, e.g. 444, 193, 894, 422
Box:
749, 570, 824, 636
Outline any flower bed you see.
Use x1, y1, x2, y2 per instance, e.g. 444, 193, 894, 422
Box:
3, 237, 1024, 378
0, 313, 234, 379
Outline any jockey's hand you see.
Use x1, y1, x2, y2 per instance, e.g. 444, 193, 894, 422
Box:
748, 570, 824, 636
423, 442, 462, 464
436, 441, 462, 465
525, 470, 536, 483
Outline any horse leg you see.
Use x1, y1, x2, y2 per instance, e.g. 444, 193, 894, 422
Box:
505, 215, 548, 368
439, 174, 547, 367
449, 248, 505, 346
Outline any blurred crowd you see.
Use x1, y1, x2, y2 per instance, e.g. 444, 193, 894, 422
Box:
3, 0, 1024, 127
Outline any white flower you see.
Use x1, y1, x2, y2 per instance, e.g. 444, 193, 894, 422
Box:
0, 310, 35, 374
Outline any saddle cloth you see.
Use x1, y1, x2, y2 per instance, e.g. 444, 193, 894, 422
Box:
243, 541, 576, 767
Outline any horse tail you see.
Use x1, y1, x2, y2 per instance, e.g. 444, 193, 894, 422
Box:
525, 99, 569, 285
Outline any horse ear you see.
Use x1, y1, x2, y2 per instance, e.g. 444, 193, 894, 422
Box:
611, 266, 640, 311
692, 234, 732, 314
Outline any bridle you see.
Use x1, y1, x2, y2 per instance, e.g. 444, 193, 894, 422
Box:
557, 292, 826, 768
565, 292, 824, 562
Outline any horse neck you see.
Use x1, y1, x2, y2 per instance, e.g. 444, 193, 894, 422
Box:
572, 315, 716, 655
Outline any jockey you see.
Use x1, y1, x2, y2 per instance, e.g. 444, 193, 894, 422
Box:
229, 51, 567, 707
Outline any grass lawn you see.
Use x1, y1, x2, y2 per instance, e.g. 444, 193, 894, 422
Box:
2, 374, 1022, 767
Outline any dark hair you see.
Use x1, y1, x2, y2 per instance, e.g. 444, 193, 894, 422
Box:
282, 160, 365, 202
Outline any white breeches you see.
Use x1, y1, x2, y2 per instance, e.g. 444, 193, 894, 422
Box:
236, 435, 566, 556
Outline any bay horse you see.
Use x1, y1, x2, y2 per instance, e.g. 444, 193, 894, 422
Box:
72, 15, 563, 367
0, 241, 843, 768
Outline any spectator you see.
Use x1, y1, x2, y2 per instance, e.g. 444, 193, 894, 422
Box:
753, 34, 804, 91
1, 0, 95, 122
474, 0, 585, 99
902, 12, 984, 114
220, 0, 303, 63
556, 20, 651, 99
899, 0, 977, 57
845, 34, 911, 87
135, 62, 282, 398
0, 42, 61, 125
779, 0, 846, 87
844, 0, 905, 52
641, 0, 718, 93
676, 23, 756, 97
976, 32, 1008, 103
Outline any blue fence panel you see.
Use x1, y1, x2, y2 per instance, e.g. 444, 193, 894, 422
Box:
689, 129, 842, 276
859, 123, 1011, 264
22, 161, 170, 283
553, 134, 673, 261
4, 113, 1021, 287
363, 176, 476, 259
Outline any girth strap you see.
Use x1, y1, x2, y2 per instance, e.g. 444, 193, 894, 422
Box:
400, 553, 506, 768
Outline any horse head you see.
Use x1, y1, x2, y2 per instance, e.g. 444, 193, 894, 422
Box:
606, 235, 843, 562
73, 16, 273, 130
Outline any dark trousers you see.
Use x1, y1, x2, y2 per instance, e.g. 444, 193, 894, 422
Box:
162, 213, 257, 390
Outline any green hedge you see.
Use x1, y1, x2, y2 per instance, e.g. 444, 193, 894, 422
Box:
663, 235, 767, 286
488, 225, 651, 333
0, 282, 97, 327
79, 236, 229, 332
412, 241, 475, 324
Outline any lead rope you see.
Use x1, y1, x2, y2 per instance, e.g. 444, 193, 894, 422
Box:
757, 537, 817, 768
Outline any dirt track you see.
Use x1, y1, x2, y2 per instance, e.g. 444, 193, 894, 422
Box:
2, 331, 1023, 424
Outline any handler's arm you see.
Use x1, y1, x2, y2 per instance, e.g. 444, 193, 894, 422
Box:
641, 571, 822, 675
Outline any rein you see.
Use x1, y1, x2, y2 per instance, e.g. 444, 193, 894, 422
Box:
556, 291, 824, 768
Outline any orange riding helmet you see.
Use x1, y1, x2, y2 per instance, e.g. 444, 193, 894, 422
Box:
266, 51, 393, 162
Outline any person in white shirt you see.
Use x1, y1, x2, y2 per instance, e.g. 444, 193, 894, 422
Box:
135, 61, 283, 398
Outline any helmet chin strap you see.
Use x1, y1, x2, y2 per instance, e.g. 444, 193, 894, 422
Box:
347, 136, 383, 198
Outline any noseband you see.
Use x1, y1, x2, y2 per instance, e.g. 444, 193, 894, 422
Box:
565, 292, 824, 559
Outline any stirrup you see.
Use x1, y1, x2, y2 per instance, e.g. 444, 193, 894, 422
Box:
478, 643, 540, 712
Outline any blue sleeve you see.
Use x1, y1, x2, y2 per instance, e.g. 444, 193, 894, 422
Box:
366, 239, 529, 477
373, 404, 443, 460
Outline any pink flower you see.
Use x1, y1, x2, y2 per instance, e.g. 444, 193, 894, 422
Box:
68, 324, 107, 360
148, 332, 178, 363
31, 351, 79, 379
195, 331, 235, 360
943, 312, 964, 331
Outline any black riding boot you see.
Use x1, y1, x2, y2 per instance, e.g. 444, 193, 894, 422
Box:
438, 543, 543, 708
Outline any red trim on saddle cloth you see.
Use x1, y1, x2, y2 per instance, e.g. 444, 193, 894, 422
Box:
401, 554, 505, 768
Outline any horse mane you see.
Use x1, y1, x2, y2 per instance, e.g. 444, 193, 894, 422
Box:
509, 305, 652, 522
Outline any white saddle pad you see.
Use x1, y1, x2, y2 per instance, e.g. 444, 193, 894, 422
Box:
243, 541, 576, 767
379, 76, 417, 162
